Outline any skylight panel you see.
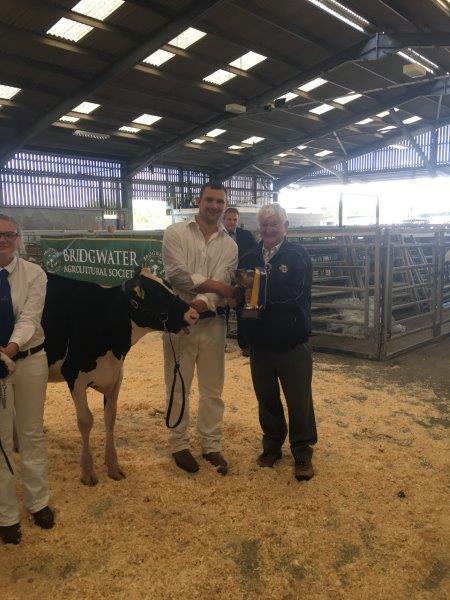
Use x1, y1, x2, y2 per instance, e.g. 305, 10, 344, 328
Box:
356, 118, 373, 125
0, 85, 21, 99
190, 138, 205, 144
72, 101, 100, 114
334, 92, 362, 105
310, 103, 334, 115
203, 70, 236, 85
305, 0, 369, 33
402, 115, 422, 125
242, 136, 265, 145
297, 145, 307, 150
133, 113, 162, 126
47, 18, 92, 42
277, 92, 298, 102
228, 145, 244, 150
378, 125, 397, 132
315, 150, 333, 157
376, 110, 390, 118
169, 27, 206, 49
206, 128, 226, 137
143, 49, 175, 67
119, 125, 141, 133
72, 0, 124, 21
229, 51, 266, 71
298, 77, 327, 92
60, 115, 79, 123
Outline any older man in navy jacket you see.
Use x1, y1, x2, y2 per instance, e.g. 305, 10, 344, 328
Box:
238, 203, 317, 481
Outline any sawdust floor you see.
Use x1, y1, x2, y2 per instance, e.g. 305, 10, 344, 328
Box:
1, 335, 449, 600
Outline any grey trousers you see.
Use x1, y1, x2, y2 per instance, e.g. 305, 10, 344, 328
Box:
249, 343, 317, 461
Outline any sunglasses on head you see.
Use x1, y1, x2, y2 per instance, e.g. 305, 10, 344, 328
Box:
0, 232, 19, 241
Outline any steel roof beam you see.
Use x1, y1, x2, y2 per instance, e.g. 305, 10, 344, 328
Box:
390, 112, 436, 176
128, 32, 450, 174
216, 77, 450, 180
0, 0, 228, 167
273, 114, 450, 189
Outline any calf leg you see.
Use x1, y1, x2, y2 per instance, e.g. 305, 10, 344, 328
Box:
104, 376, 125, 481
72, 388, 98, 486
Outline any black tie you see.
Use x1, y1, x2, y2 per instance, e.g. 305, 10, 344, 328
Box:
0, 269, 15, 347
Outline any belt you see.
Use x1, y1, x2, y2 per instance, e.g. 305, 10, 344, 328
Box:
13, 342, 45, 362
198, 306, 226, 320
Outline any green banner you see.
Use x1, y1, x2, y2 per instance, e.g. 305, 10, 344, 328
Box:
40, 236, 164, 286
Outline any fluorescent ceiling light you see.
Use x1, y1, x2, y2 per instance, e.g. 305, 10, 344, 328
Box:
133, 113, 162, 125
402, 115, 422, 124
0, 84, 21, 99
297, 145, 307, 150
73, 129, 110, 140
59, 115, 79, 123
397, 50, 435, 74
277, 153, 288, 157
242, 136, 265, 145
72, 101, 100, 114
228, 145, 244, 150
277, 92, 298, 102
203, 69, 236, 85
310, 103, 334, 115
169, 27, 205, 49
305, 0, 369, 33
356, 118, 373, 125
389, 144, 408, 150
206, 128, 226, 137
119, 125, 141, 133
229, 51, 266, 71
298, 77, 327, 92
334, 92, 362, 105
190, 138, 205, 144
143, 49, 174, 67
378, 125, 397, 132
72, 0, 124, 21
315, 149, 333, 157
47, 18, 92, 42
376, 110, 390, 118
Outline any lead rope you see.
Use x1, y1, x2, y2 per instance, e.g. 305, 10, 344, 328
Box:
0, 439, 14, 475
0, 379, 14, 474
162, 316, 186, 429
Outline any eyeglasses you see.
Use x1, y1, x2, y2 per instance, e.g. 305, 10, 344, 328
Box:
0, 232, 19, 241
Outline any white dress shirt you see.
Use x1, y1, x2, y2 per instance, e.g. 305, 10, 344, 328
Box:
162, 217, 238, 311
3, 256, 46, 351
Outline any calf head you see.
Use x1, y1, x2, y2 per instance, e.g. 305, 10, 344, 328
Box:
123, 268, 198, 333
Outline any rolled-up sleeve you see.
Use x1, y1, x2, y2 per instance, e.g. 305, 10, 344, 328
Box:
162, 226, 204, 292
9, 268, 47, 349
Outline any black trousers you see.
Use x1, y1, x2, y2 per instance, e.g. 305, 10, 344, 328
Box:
249, 343, 317, 461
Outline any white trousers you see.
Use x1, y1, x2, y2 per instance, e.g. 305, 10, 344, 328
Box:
163, 316, 226, 454
0, 351, 49, 526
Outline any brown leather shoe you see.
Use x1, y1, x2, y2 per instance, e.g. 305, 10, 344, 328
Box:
257, 451, 282, 468
0, 523, 21, 544
203, 452, 228, 475
32, 506, 55, 529
172, 449, 199, 473
294, 458, 314, 481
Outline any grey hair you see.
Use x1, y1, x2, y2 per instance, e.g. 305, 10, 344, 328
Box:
257, 203, 288, 222
0, 213, 21, 236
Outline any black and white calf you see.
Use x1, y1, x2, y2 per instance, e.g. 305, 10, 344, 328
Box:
41, 268, 197, 485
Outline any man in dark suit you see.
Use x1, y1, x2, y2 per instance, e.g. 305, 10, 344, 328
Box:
223, 207, 256, 356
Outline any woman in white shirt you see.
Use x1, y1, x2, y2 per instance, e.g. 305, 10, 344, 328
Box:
0, 213, 53, 545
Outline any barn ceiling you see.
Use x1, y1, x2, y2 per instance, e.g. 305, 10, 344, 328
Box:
0, 0, 449, 186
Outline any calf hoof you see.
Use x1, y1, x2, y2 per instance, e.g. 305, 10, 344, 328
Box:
81, 473, 99, 486
107, 466, 126, 481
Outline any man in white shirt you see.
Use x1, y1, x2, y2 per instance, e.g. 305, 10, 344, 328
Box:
162, 182, 238, 474
0, 214, 52, 545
